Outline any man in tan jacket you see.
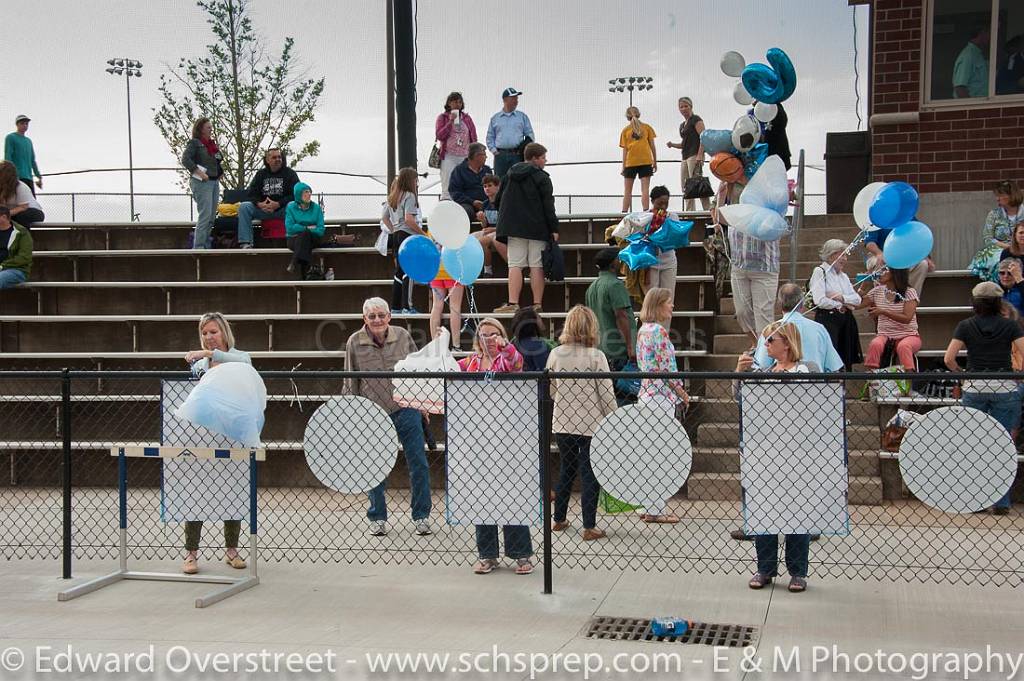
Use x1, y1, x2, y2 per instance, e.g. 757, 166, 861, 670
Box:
344, 297, 432, 537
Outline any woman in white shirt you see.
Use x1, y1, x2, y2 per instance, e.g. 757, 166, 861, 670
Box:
0, 160, 44, 227
809, 239, 862, 370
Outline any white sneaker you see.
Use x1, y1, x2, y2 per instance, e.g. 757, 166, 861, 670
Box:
368, 520, 387, 536
239, 243, 254, 249
414, 519, 432, 536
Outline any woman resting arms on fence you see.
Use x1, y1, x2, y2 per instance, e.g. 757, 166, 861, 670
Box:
180, 312, 251, 575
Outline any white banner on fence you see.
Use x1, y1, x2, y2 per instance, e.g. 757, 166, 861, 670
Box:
445, 380, 541, 526
740, 380, 849, 535
161, 380, 250, 523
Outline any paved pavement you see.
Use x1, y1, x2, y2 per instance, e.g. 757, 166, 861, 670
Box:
2, 558, 1022, 681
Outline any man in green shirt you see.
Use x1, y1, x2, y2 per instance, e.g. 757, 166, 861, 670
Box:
4, 115, 42, 196
585, 247, 637, 369
953, 27, 990, 99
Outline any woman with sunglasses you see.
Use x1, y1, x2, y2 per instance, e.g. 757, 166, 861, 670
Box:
457, 318, 534, 575
735, 321, 818, 593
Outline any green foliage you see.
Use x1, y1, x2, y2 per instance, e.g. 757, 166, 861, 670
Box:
153, 0, 325, 188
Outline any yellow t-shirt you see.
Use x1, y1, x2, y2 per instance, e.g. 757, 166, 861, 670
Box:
619, 123, 656, 168
425, 231, 451, 281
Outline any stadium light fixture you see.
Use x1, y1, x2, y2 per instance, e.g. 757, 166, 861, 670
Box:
105, 57, 144, 222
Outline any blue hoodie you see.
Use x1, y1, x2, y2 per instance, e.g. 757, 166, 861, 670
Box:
285, 182, 325, 237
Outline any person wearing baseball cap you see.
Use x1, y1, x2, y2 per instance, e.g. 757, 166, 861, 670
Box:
945, 279, 1024, 515
486, 86, 534, 178
4, 116, 42, 196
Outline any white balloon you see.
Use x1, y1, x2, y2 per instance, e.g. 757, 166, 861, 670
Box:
899, 407, 1018, 514
753, 101, 778, 123
740, 155, 789, 215
427, 200, 471, 249
852, 181, 888, 232
731, 114, 760, 152
732, 80, 754, 106
720, 51, 746, 77
304, 396, 399, 494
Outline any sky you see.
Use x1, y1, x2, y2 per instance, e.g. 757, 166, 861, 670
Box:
3, 1, 868, 219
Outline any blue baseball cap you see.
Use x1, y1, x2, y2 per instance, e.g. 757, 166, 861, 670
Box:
501, 87, 523, 98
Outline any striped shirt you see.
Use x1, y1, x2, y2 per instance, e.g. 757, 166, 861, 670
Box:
866, 285, 919, 338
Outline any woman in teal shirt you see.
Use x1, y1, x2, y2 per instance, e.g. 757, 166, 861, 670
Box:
285, 182, 325, 278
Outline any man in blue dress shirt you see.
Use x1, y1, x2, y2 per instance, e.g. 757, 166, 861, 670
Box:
752, 282, 843, 372
486, 87, 535, 178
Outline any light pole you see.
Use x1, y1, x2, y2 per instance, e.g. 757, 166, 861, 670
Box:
106, 58, 143, 222
607, 76, 654, 107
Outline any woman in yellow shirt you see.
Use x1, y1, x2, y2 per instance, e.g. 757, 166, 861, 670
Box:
619, 106, 657, 213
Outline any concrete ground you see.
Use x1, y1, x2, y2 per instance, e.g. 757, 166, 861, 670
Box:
2, 558, 1023, 681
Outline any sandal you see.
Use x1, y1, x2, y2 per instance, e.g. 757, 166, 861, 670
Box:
582, 528, 607, 541
787, 577, 807, 593
642, 514, 680, 524
182, 555, 198, 575
552, 521, 569, 532
515, 558, 534, 575
748, 572, 773, 589
225, 552, 247, 569
473, 558, 498, 574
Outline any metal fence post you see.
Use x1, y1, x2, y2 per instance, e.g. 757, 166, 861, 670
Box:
539, 370, 553, 595
70, 193, 76, 223
61, 368, 72, 579
790, 149, 806, 283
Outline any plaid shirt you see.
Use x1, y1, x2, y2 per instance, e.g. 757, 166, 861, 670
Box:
728, 228, 780, 274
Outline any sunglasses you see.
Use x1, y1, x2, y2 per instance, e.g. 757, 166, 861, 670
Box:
765, 335, 782, 345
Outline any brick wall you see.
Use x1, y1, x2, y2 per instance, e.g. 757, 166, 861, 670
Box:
870, 0, 1024, 193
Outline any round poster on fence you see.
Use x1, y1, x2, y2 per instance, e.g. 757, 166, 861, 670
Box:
304, 396, 399, 494
899, 407, 1018, 514
590, 402, 692, 514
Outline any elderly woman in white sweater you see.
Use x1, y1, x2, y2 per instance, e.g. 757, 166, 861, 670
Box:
546, 305, 618, 540
809, 239, 862, 370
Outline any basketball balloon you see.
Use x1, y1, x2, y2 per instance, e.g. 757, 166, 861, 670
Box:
710, 152, 745, 184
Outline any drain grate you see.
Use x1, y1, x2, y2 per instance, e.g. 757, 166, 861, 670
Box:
585, 616, 757, 648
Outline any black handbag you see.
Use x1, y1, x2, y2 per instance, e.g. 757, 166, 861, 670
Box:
683, 175, 714, 200
542, 237, 565, 282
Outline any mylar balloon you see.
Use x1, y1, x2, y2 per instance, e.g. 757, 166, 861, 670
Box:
710, 152, 746, 183
441, 235, 485, 286
852, 181, 889, 232
753, 101, 778, 123
733, 80, 754, 106
741, 48, 797, 105
719, 204, 790, 241
731, 114, 761, 152
648, 218, 693, 251
883, 220, 933, 268
741, 143, 770, 180
427, 200, 471, 249
767, 48, 797, 102
397, 234, 441, 284
869, 181, 919, 230
700, 129, 735, 156
740, 155, 789, 215
618, 240, 658, 270
720, 51, 746, 77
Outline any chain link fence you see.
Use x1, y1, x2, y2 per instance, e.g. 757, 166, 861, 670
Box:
2, 369, 1020, 588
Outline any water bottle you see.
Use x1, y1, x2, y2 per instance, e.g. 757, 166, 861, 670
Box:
650, 617, 690, 637
325, 268, 335, 281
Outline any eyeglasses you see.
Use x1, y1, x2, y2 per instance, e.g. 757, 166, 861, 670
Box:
479, 331, 501, 339
765, 336, 781, 345
998, 270, 1013, 276
365, 312, 390, 321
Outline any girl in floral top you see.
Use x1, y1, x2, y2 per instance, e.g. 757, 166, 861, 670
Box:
634, 288, 689, 524
968, 180, 1023, 281
456, 318, 533, 575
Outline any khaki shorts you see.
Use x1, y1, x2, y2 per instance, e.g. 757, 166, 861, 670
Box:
507, 237, 547, 269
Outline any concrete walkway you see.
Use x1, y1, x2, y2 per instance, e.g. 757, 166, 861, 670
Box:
2, 559, 1022, 680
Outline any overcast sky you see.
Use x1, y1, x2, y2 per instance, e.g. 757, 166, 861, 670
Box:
4, 1, 868, 217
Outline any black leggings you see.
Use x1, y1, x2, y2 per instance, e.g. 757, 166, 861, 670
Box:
391, 230, 413, 311
15, 207, 44, 228
286, 230, 322, 278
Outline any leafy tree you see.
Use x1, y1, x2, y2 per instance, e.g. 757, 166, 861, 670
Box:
154, 0, 325, 188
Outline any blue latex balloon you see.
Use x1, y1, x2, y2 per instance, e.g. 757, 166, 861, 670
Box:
397, 234, 441, 284
869, 182, 919, 230
648, 218, 693, 251
883, 220, 933, 268
441, 236, 484, 286
618, 240, 658, 270
741, 143, 769, 179
700, 129, 736, 156
741, 48, 797, 105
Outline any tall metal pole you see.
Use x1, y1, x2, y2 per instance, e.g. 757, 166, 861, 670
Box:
393, 0, 417, 171
125, 71, 136, 222
385, 0, 396, 187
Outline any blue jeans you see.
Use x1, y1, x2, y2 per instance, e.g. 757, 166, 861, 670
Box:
962, 391, 1021, 509
237, 201, 286, 246
754, 534, 810, 578
189, 178, 219, 249
0, 268, 27, 289
475, 525, 533, 560
367, 408, 431, 521
554, 434, 599, 529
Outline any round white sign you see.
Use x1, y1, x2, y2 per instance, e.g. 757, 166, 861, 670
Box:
304, 396, 399, 494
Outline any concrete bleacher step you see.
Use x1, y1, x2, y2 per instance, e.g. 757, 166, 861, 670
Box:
692, 447, 881, 477
686, 472, 884, 505
692, 398, 882, 426
695, 424, 882, 451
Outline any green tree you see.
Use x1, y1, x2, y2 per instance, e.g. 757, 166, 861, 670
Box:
154, 0, 325, 189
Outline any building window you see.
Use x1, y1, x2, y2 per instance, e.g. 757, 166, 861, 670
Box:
925, 0, 1024, 105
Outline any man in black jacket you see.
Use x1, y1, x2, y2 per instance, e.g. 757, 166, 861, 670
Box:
237, 148, 301, 248
448, 143, 492, 221
493, 142, 559, 313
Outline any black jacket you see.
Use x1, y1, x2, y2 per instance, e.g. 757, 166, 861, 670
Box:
448, 160, 492, 206
495, 162, 558, 243
763, 103, 791, 170
246, 162, 301, 209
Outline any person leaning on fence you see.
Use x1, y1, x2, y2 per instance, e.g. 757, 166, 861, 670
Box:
180, 312, 251, 575
859, 264, 922, 371
344, 298, 433, 536
0, 205, 32, 289
735, 321, 817, 593
810, 239, 862, 370
635, 288, 689, 524
456, 317, 535, 575
181, 118, 223, 250
546, 305, 617, 541
0, 160, 44, 229
944, 281, 1024, 515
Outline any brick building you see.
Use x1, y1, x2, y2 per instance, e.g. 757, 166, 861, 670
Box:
853, 0, 1024, 267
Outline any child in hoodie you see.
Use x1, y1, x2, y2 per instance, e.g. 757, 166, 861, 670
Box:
285, 182, 325, 278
